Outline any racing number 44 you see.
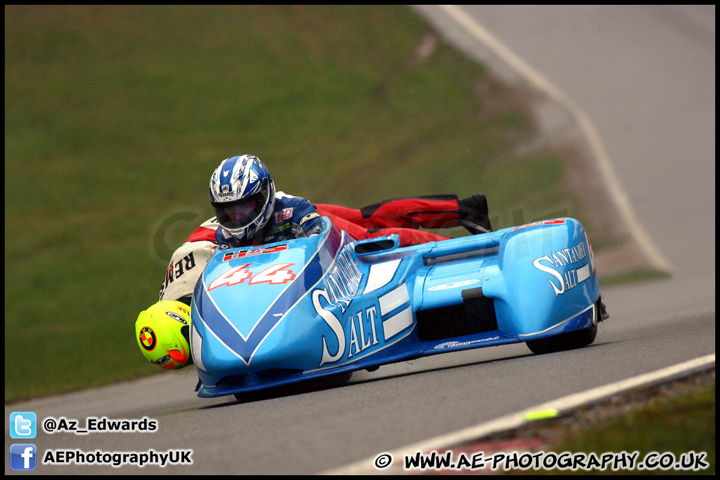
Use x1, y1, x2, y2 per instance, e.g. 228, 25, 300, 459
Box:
208, 264, 297, 291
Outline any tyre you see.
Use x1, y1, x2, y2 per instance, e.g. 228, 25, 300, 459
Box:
526, 302, 599, 355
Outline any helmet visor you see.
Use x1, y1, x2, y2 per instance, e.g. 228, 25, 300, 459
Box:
212, 183, 270, 230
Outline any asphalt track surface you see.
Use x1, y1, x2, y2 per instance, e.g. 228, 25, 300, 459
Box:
5, 6, 714, 475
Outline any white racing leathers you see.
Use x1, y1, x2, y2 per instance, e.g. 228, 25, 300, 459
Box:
158, 218, 219, 303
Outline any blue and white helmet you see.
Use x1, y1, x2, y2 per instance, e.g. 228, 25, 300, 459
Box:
209, 155, 276, 243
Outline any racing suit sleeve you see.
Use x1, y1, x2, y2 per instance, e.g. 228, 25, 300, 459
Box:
288, 196, 323, 238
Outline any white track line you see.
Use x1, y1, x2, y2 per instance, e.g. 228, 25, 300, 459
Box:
322, 353, 714, 474
438, 5, 675, 274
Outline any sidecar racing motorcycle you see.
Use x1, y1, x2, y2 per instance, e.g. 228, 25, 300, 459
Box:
190, 216, 607, 398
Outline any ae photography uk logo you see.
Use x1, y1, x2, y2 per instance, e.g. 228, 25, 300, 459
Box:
373, 449, 709, 472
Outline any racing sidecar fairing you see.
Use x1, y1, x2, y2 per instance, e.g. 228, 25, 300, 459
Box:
190, 216, 604, 398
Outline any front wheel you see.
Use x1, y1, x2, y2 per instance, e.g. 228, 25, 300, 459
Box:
526, 302, 600, 355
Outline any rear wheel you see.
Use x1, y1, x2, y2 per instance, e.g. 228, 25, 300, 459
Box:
526, 302, 599, 355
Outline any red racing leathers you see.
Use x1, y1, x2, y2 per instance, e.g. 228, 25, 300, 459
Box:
314, 194, 469, 247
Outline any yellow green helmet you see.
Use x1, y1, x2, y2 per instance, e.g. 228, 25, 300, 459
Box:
135, 300, 192, 370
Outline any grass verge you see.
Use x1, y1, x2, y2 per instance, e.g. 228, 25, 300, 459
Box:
600, 268, 672, 288
501, 370, 715, 475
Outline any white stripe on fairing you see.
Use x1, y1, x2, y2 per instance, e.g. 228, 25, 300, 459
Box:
190, 324, 205, 372
382, 307, 413, 341
576, 263, 591, 283
364, 259, 402, 294
379, 284, 409, 315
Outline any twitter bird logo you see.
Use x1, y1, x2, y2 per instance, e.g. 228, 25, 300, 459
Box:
10, 412, 37, 439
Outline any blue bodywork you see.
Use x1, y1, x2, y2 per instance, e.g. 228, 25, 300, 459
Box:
191, 217, 601, 398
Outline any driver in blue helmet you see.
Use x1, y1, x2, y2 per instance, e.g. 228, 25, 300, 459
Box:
209, 155, 324, 248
